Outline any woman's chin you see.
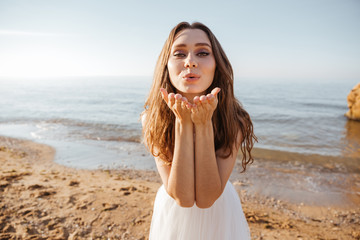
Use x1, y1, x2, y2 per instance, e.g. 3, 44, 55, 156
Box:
181, 87, 206, 95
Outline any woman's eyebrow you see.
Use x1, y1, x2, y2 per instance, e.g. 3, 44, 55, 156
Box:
195, 43, 211, 48
173, 43, 212, 48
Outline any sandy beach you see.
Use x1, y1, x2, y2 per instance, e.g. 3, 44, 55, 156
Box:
0, 136, 359, 240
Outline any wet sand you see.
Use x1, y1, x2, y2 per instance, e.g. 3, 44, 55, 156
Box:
245, 147, 360, 207
0, 136, 359, 239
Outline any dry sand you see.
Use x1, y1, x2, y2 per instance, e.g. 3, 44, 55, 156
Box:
0, 136, 359, 240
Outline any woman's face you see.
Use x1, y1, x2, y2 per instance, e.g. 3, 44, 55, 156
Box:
167, 29, 216, 99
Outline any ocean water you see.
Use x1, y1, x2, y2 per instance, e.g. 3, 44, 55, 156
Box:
237, 79, 360, 157
0, 76, 358, 170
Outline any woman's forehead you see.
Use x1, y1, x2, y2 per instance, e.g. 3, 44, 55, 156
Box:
172, 29, 211, 47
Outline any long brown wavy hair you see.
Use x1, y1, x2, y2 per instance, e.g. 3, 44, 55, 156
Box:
141, 22, 257, 171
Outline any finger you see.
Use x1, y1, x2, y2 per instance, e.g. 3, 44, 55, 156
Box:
168, 93, 175, 106
211, 87, 221, 97
187, 101, 195, 109
175, 93, 182, 100
206, 93, 215, 102
175, 94, 182, 108
181, 100, 191, 110
201, 94, 213, 111
185, 103, 192, 109
199, 95, 207, 103
191, 105, 198, 113
208, 93, 218, 109
193, 96, 201, 106
160, 88, 169, 102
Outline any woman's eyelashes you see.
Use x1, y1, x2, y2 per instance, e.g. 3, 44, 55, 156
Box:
197, 51, 210, 57
173, 51, 186, 57
172, 50, 210, 58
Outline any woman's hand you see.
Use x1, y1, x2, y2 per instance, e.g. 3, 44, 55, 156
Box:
191, 87, 221, 125
160, 88, 192, 123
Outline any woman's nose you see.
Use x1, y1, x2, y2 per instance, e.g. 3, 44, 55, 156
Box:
184, 54, 198, 68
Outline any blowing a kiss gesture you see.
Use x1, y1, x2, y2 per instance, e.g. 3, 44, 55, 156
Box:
160, 87, 221, 125
144, 22, 255, 240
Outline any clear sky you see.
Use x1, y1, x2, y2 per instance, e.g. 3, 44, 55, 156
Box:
0, 0, 359, 81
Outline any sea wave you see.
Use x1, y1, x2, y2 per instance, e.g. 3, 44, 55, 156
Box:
0, 118, 142, 143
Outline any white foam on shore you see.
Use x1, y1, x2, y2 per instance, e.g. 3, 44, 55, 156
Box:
0, 123, 155, 170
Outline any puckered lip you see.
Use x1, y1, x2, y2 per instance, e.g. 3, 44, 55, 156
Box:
183, 73, 200, 79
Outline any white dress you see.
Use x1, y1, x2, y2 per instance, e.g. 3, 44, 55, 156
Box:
149, 181, 251, 240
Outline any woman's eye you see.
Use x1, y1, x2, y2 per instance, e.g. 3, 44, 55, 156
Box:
173, 52, 186, 57
197, 51, 210, 57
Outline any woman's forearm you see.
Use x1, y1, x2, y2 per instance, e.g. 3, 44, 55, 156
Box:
194, 120, 222, 208
167, 120, 195, 207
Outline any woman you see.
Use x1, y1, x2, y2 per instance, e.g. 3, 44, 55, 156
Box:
142, 21, 256, 240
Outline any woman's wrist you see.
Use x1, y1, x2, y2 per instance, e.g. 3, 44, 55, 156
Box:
176, 118, 193, 127
194, 119, 213, 128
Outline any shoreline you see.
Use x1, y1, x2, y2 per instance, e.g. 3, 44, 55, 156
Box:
0, 120, 359, 172
250, 147, 360, 173
1, 136, 359, 239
